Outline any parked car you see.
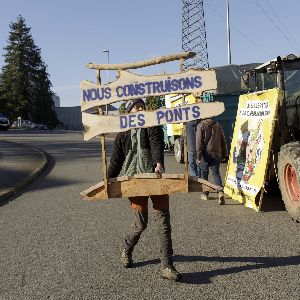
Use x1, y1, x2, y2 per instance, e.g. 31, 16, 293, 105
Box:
21, 120, 37, 129
11, 119, 37, 129
11, 119, 49, 130
35, 123, 48, 130
0, 113, 10, 131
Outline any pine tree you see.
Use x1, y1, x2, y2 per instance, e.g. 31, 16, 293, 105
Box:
145, 96, 162, 110
119, 102, 126, 114
32, 63, 58, 128
0, 15, 58, 127
0, 16, 34, 119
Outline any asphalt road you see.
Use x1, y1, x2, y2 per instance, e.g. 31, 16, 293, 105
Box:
0, 130, 299, 300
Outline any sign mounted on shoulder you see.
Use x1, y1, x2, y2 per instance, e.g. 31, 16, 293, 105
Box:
80, 69, 217, 112
82, 102, 225, 140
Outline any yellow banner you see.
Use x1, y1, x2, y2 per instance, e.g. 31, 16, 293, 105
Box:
165, 94, 197, 136
224, 88, 282, 210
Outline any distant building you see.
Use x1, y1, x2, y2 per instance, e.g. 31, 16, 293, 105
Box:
55, 105, 118, 130
52, 94, 60, 107
55, 106, 82, 130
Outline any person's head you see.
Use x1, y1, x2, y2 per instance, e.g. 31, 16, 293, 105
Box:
126, 98, 145, 113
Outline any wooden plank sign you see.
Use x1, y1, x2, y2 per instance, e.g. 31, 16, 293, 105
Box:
80, 174, 223, 200
80, 52, 224, 200
82, 102, 225, 141
80, 69, 217, 111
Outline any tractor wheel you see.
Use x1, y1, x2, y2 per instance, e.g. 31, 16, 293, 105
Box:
174, 139, 184, 164
278, 142, 300, 221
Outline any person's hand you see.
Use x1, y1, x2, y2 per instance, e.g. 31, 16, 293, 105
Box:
154, 162, 165, 174
196, 159, 202, 165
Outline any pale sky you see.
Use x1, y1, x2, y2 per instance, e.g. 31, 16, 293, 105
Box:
1, 0, 300, 107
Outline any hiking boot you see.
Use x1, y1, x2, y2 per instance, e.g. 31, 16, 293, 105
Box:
200, 193, 209, 201
218, 191, 225, 205
121, 249, 133, 268
161, 266, 182, 281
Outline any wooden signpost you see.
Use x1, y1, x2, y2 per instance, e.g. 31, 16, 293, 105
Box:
80, 52, 225, 200
82, 102, 225, 141
80, 69, 217, 111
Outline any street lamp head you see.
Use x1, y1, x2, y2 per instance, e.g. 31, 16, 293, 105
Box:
102, 49, 109, 53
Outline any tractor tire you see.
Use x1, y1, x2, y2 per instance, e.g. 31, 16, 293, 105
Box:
174, 139, 184, 164
278, 142, 300, 221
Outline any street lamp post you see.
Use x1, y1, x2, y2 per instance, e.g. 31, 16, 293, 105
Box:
102, 50, 110, 114
102, 49, 110, 83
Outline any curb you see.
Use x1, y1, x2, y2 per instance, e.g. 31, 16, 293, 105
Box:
0, 141, 48, 203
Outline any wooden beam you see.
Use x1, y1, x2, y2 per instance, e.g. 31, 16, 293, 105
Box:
96, 70, 101, 85
189, 177, 223, 193
86, 52, 196, 70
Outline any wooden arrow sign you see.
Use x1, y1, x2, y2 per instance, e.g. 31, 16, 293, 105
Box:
82, 102, 225, 140
80, 69, 217, 111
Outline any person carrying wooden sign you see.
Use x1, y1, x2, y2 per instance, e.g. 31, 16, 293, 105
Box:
107, 98, 182, 281
80, 52, 226, 282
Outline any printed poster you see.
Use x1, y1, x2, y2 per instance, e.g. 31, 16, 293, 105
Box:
165, 94, 197, 136
224, 88, 282, 210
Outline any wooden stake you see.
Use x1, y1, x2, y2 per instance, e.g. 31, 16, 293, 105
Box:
180, 59, 189, 191
101, 134, 109, 198
180, 58, 184, 73
96, 70, 108, 198
96, 70, 101, 85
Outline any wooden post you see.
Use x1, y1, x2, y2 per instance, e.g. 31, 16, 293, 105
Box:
96, 70, 101, 85
96, 70, 108, 198
180, 59, 189, 191
101, 135, 109, 198
180, 58, 184, 73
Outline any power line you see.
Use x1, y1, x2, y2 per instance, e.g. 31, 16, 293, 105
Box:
205, 2, 272, 59
263, 0, 300, 51
254, 0, 299, 52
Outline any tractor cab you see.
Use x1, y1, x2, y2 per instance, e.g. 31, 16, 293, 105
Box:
242, 54, 300, 143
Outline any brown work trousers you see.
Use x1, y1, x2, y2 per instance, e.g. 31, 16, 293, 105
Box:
124, 194, 174, 267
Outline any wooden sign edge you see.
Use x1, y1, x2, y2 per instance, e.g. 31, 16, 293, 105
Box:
80, 175, 222, 200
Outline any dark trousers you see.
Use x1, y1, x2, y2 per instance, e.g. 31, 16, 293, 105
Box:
188, 151, 201, 177
200, 151, 223, 192
124, 195, 173, 267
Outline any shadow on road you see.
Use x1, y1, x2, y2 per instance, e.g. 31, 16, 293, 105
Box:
179, 254, 300, 284
134, 254, 300, 285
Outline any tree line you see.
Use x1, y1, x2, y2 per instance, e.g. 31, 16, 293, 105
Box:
0, 15, 58, 128
119, 96, 163, 113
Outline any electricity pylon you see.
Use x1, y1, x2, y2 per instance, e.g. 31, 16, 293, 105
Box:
182, 0, 209, 70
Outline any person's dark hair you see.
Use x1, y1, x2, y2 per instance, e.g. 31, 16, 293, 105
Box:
125, 98, 145, 113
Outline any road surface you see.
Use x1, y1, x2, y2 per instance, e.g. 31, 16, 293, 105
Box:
0, 130, 299, 299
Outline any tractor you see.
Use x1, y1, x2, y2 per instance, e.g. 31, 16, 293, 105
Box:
242, 54, 300, 221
